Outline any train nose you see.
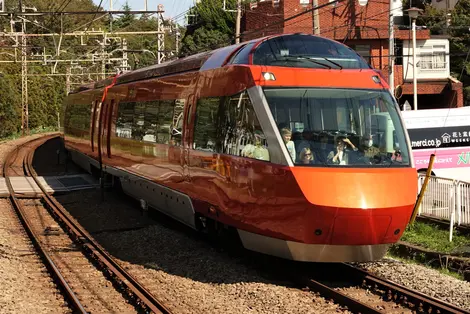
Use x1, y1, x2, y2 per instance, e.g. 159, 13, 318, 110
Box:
330, 214, 392, 245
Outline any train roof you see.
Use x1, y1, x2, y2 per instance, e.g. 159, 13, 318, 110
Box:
70, 33, 369, 94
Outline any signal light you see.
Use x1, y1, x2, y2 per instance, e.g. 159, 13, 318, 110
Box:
262, 72, 276, 81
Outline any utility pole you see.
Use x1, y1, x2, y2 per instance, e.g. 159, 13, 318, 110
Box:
20, 0, 29, 136
235, 0, 241, 43
122, 38, 128, 71
157, 4, 165, 64
223, 0, 241, 43
65, 66, 71, 95
313, 0, 320, 34
388, 0, 394, 96
175, 30, 180, 56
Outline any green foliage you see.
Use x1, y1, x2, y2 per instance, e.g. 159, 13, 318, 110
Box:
401, 221, 469, 253
0, 73, 21, 138
464, 86, 470, 105
181, 0, 236, 56
113, 2, 135, 29
0, 0, 184, 139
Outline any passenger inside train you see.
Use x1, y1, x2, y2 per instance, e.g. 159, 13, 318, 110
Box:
264, 87, 410, 167
326, 136, 357, 165
299, 147, 315, 165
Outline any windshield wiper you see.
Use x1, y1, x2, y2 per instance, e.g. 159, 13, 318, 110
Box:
295, 55, 343, 70
320, 57, 343, 70
269, 56, 332, 69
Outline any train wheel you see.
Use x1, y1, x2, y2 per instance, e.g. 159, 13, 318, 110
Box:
112, 176, 123, 193
196, 215, 243, 255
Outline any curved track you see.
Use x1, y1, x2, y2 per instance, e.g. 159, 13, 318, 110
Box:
3, 135, 173, 314
3, 135, 87, 313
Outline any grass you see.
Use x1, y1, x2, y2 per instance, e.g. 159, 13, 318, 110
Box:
400, 221, 470, 254
0, 127, 58, 142
385, 251, 464, 280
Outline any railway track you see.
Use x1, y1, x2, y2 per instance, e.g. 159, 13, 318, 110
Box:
248, 255, 470, 314
3, 135, 173, 314
294, 262, 470, 314
4, 134, 469, 314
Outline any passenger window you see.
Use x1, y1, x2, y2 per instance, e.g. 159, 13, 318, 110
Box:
64, 103, 92, 137
116, 99, 181, 145
143, 101, 158, 142
231, 42, 255, 65
170, 99, 185, 146
193, 91, 270, 161
193, 98, 219, 152
156, 100, 174, 144
116, 102, 134, 139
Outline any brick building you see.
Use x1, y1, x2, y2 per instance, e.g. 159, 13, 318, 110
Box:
241, 0, 463, 109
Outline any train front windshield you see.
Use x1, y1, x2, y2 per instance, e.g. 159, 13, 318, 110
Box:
263, 88, 411, 167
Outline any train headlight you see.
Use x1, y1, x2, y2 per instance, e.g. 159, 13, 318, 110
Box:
262, 72, 276, 81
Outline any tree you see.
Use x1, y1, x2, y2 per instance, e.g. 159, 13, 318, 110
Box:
0, 72, 21, 138
180, 0, 237, 57
113, 2, 135, 30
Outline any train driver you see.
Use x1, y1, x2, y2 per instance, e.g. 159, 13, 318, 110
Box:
352, 135, 382, 164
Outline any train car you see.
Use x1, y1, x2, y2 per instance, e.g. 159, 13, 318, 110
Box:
62, 33, 417, 262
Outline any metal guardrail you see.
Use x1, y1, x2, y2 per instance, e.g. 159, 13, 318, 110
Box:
417, 174, 470, 241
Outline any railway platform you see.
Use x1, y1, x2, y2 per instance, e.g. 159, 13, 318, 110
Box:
0, 174, 98, 197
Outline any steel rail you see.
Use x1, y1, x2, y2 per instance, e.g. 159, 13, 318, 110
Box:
3, 139, 88, 314
25, 144, 172, 314
342, 263, 470, 314
296, 275, 383, 314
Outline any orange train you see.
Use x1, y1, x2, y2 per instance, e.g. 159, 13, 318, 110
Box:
62, 33, 417, 262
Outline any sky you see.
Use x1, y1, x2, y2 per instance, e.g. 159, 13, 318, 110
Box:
92, 0, 194, 24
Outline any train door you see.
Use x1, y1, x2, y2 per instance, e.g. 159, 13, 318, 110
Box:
91, 100, 99, 153
97, 100, 108, 166
182, 94, 196, 182
98, 99, 114, 160
105, 100, 115, 158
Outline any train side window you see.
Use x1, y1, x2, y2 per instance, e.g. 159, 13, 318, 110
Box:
193, 98, 220, 152
116, 102, 134, 139
132, 102, 145, 140
65, 103, 92, 137
156, 100, 175, 145
230, 42, 255, 65
170, 99, 185, 146
193, 92, 270, 161
233, 92, 269, 161
143, 101, 158, 143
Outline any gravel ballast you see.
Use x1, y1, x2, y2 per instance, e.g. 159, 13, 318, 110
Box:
356, 259, 470, 311
55, 189, 346, 314
25, 136, 470, 313
0, 199, 70, 313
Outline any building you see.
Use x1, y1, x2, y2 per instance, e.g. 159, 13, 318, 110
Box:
241, 0, 464, 109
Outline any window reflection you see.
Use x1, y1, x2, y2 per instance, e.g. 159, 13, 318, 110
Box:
193, 91, 270, 161
64, 103, 92, 138
116, 99, 185, 146
264, 88, 410, 167
253, 34, 370, 70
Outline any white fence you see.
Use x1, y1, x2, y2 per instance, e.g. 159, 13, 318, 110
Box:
417, 174, 470, 241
